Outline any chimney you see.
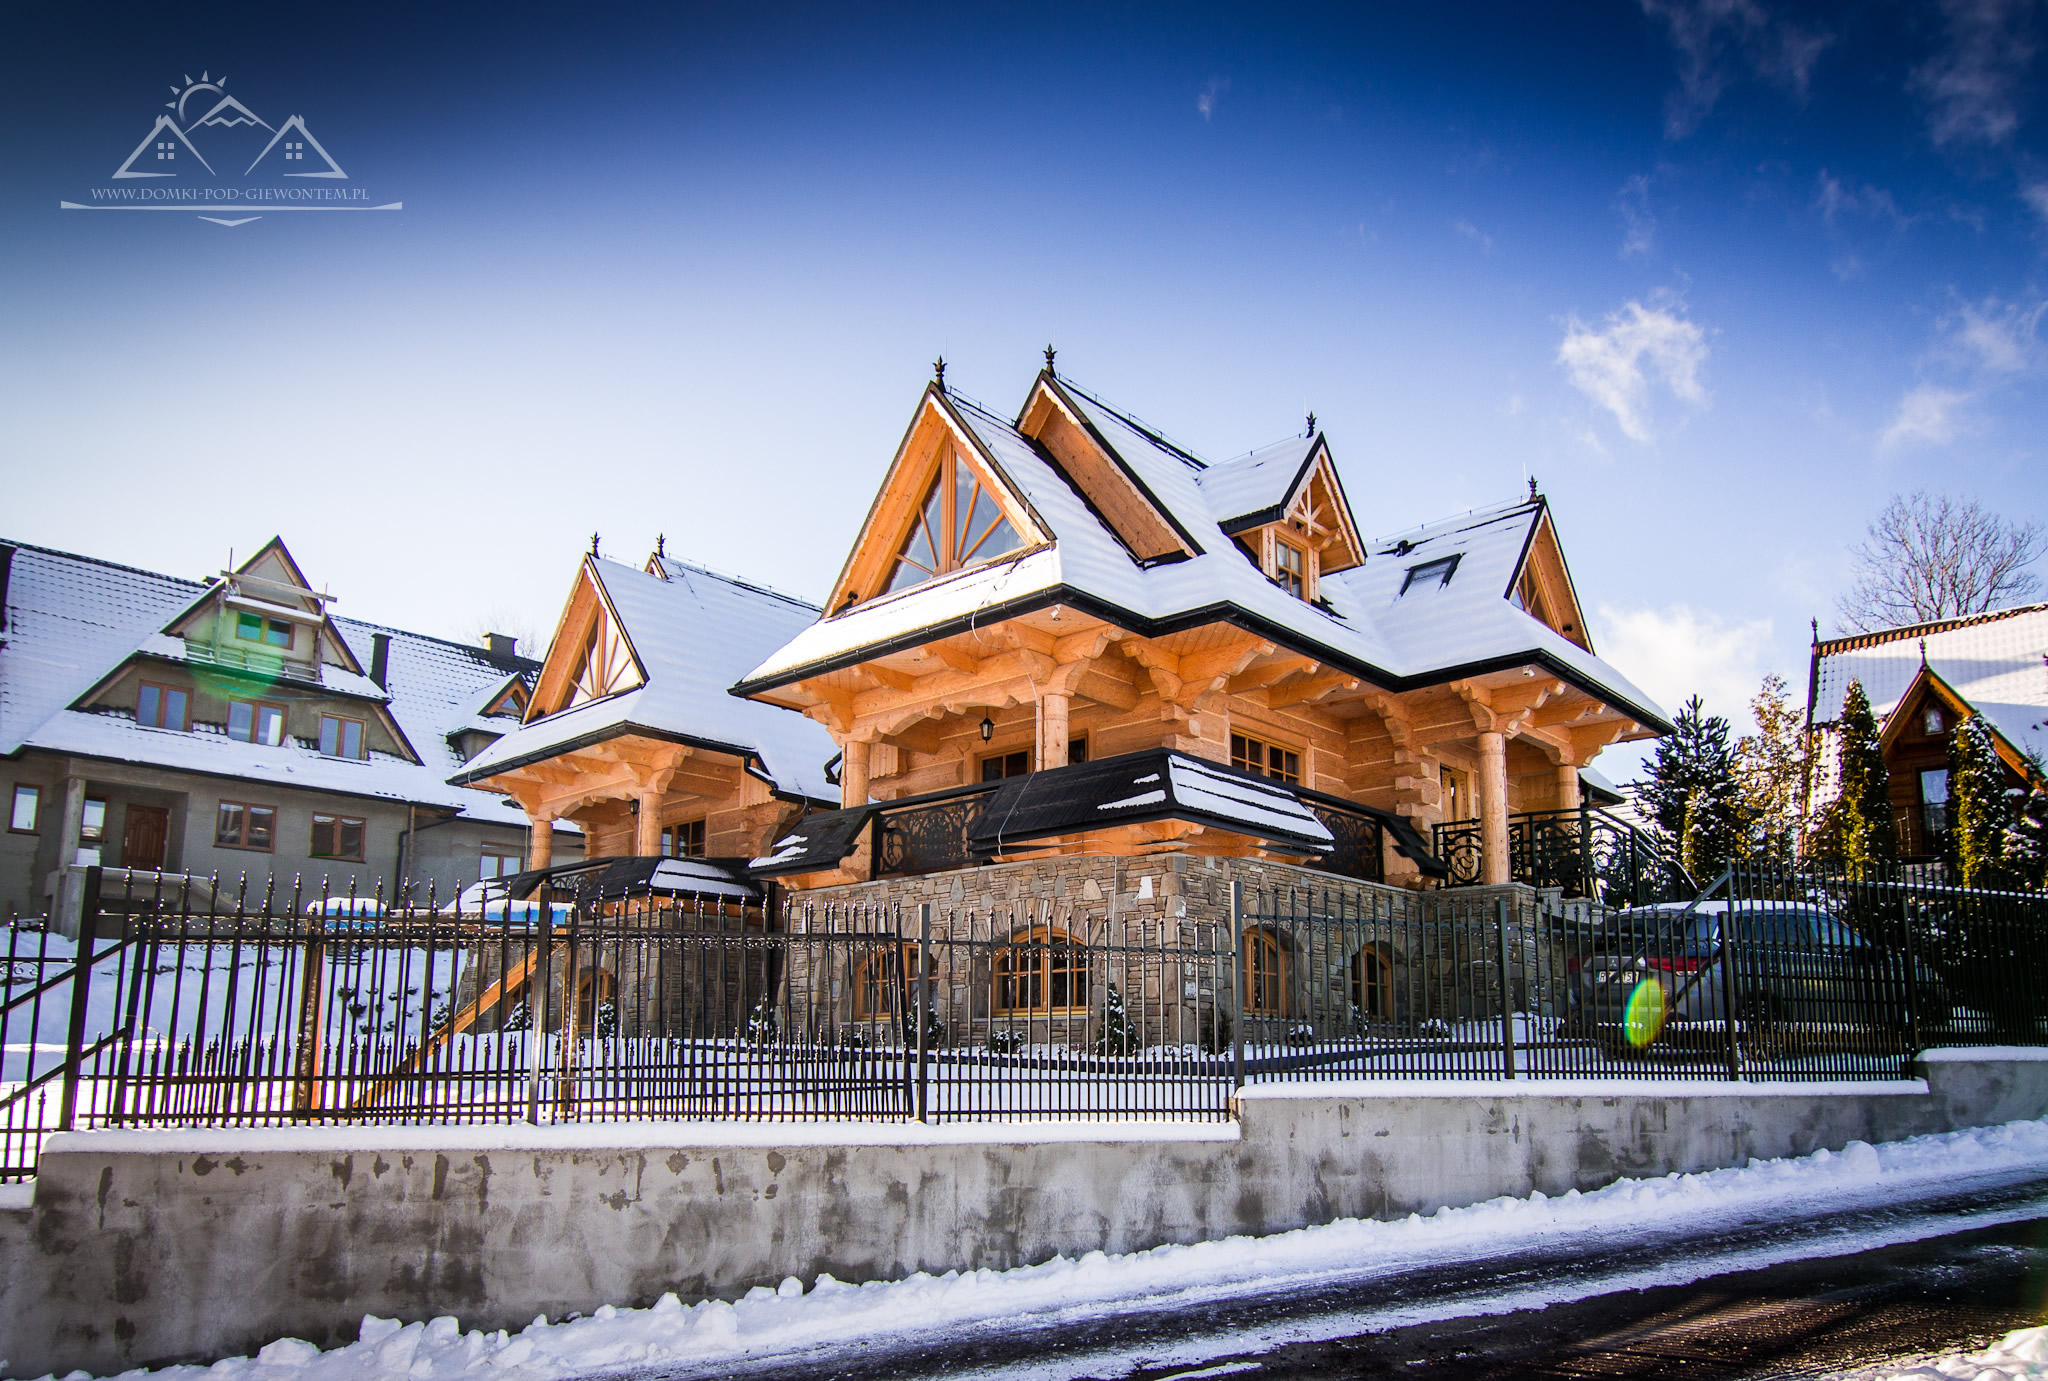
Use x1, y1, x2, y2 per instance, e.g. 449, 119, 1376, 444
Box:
484, 632, 517, 660
370, 632, 391, 689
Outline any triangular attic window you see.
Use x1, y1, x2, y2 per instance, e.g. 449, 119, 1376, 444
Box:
565, 608, 642, 707
886, 449, 1022, 594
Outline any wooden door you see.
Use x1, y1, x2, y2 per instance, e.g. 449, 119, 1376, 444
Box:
122, 806, 169, 871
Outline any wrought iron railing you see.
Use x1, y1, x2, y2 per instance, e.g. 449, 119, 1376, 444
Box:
873, 783, 999, 877
1433, 806, 1686, 905
1298, 792, 1386, 884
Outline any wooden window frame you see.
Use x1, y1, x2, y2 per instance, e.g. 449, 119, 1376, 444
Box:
309, 813, 367, 862
992, 926, 1090, 1016
9, 784, 40, 835
1230, 731, 1302, 785
1351, 943, 1394, 1021
215, 800, 277, 852
136, 680, 190, 731
576, 969, 617, 1034
979, 749, 1031, 782
480, 850, 522, 881
1274, 538, 1308, 600
318, 714, 366, 760
228, 699, 288, 747
1243, 927, 1289, 1016
660, 819, 707, 859
852, 943, 930, 1020
1068, 735, 1089, 766
885, 447, 1023, 594
234, 611, 295, 649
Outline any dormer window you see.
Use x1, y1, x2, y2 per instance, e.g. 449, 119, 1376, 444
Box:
228, 699, 286, 747
1400, 555, 1460, 594
886, 450, 1022, 594
236, 612, 293, 649
1925, 705, 1945, 735
1274, 540, 1307, 599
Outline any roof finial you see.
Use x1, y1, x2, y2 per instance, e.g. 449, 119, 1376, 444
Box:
1811, 617, 1820, 644
933, 356, 947, 394
655, 533, 666, 559
1305, 410, 1317, 436
1919, 637, 1928, 666
1044, 343, 1057, 375
590, 531, 600, 558
1527, 475, 1539, 502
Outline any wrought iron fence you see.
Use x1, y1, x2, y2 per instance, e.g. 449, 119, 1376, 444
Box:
0, 862, 2042, 1179
1433, 807, 1684, 905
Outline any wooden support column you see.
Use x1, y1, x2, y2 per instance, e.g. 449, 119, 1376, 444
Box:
1039, 692, 1070, 771
1556, 762, 1582, 812
842, 739, 871, 809
1478, 731, 1510, 886
635, 789, 663, 857
527, 812, 555, 871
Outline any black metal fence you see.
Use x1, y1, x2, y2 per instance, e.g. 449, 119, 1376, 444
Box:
1, 862, 2043, 1179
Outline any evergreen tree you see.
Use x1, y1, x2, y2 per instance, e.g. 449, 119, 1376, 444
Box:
1639, 696, 1745, 883
1946, 714, 2016, 888
1828, 680, 1899, 874
1095, 982, 1136, 1055
1732, 673, 1808, 861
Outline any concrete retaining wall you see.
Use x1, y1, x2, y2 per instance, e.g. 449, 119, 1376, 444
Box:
4, 1050, 2046, 1378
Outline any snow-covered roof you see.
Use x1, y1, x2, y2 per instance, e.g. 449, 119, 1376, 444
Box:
452, 556, 840, 802
733, 377, 1669, 734
1194, 436, 1317, 527
1811, 604, 2048, 762
0, 539, 541, 826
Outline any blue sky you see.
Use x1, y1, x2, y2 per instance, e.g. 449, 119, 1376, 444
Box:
4, 2, 2045, 775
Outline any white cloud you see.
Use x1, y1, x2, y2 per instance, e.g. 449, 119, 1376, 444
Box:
1640, 0, 1834, 137
1911, 0, 2039, 146
1616, 174, 1657, 257
1453, 218, 1495, 252
1946, 294, 2046, 373
1879, 383, 1972, 450
1595, 603, 1773, 729
1555, 300, 1710, 443
1196, 78, 1229, 121
1814, 170, 1910, 226
2025, 183, 2048, 223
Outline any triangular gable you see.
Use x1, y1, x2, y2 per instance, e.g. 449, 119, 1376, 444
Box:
525, 558, 648, 719
1878, 663, 2042, 786
1507, 505, 1592, 652
825, 385, 1052, 614
160, 536, 365, 674
1274, 439, 1365, 576
480, 674, 530, 720
1017, 372, 1198, 564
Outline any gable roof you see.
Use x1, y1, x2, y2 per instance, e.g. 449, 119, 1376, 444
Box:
732, 371, 1670, 735
1812, 603, 2048, 764
0, 538, 542, 823
451, 554, 840, 802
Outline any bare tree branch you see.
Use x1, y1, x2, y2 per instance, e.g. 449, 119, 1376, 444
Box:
1835, 491, 2045, 633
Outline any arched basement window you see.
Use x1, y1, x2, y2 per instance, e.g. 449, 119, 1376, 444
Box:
992, 926, 1088, 1015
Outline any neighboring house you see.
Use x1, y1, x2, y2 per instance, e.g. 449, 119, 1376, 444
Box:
1806, 605, 2048, 861
448, 548, 841, 879
732, 361, 1671, 891
0, 538, 579, 930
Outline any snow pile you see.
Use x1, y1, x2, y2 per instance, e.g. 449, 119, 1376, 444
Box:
1833, 1327, 2048, 1379
37, 1117, 2048, 1381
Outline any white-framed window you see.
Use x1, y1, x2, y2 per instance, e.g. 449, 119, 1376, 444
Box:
9, 785, 40, 834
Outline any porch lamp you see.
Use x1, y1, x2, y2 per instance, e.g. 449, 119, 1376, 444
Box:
980, 714, 995, 743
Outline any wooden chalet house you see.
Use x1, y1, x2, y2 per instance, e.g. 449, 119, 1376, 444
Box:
734, 360, 1671, 898
1807, 605, 2048, 862
450, 546, 841, 897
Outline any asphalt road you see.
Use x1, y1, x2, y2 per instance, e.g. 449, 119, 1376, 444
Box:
617, 1169, 2048, 1381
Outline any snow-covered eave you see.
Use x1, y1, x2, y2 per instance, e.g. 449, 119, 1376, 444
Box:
730, 580, 1675, 736
65, 645, 396, 719
448, 718, 834, 806
1013, 373, 1209, 558
13, 738, 514, 821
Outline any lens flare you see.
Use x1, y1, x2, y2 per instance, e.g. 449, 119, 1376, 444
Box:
1624, 977, 1668, 1048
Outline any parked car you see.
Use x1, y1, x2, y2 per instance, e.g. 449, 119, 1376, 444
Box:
1571, 899, 1953, 1058
438, 880, 574, 927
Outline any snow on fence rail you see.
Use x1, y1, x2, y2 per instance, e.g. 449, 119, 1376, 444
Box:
0, 863, 2041, 1178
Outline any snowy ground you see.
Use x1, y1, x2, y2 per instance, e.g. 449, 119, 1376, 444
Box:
30, 1115, 2048, 1381
1831, 1328, 2048, 1380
